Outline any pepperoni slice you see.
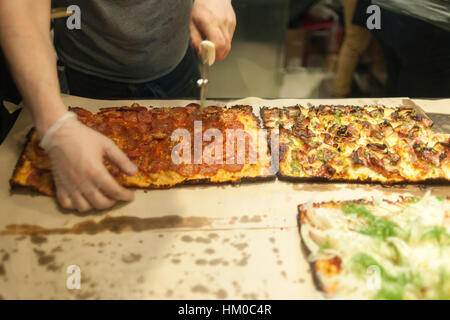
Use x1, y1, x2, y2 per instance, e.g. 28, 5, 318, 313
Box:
149, 159, 170, 173
203, 112, 221, 124
126, 126, 143, 139
137, 111, 153, 123
122, 111, 138, 122
199, 164, 221, 176
110, 125, 128, 139
92, 122, 113, 136
171, 108, 189, 125
70, 107, 93, 118
108, 117, 127, 126
99, 107, 120, 113
184, 105, 199, 114
122, 127, 143, 150
171, 107, 188, 117
225, 121, 244, 130
152, 118, 172, 131
152, 109, 170, 120
224, 163, 244, 172
127, 105, 147, 112
175, 164, 200, 177
126, 149, 144, 159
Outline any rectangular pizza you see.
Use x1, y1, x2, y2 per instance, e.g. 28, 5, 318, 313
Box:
262, 105, 450, 184
298, 193, 450, 299
10, 103, 275, 196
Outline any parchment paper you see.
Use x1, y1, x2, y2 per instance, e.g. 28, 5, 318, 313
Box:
0, 95, 448, 300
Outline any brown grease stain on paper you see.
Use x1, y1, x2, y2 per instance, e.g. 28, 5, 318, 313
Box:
194, 236, 211, 244
2, 253, 10, 262
215, 289, 228, 299
234, 253, 250, 266
239, 215, 262, 223
32, 248, 61, 271
208, 233, 219, 240
181, 235, 193, 242
121, 253, 142, 264
30, 234, 47, 245
191, 284, 209, 294
33, 248, 55, 266
51, 246, 63, 253
195, 258, 228, 266
243, 293, 258, 299
0, 215, 213, 236
231, 242, 248, 251
195, 259, 208, 266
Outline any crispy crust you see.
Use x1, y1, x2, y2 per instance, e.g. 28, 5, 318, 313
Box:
9, 134, 54, 196
10, 162, 276, 196
9, 128, 34, 190
298, 203, 329, 295
259, 106, 273, 127
110, 174, 276, 190
10, 104, 275, 196
9, 128, 56, 196
166, 174, 276, 188
279, 172, 450, 186
296, 209, 326, 294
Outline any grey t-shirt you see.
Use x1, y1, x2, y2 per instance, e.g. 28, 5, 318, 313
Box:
52, 0, 192, 83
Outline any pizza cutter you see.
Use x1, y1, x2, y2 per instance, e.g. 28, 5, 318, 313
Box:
197, 40, 216, 111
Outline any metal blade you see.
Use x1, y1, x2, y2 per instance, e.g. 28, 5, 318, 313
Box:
198, 61, 210, 111
197, 40, 215, 112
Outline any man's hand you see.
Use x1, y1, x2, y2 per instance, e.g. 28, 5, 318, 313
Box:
190, 0, 236, 61
41, 114, 138, 212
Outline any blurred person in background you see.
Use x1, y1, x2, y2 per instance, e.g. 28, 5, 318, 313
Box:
333, 0, 385, 98
353, 0, 450, 97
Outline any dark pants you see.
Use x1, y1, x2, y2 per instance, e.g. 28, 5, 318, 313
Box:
354, 1, 450, 98
65, 46, 201, 99
0, 49, 22, 144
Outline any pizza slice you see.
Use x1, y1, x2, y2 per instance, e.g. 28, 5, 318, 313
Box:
298, 193, 450, 299
11, 103, 275, 196
261, 105, 450, 184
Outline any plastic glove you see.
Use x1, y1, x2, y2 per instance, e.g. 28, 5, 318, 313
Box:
40, 112, 138, 212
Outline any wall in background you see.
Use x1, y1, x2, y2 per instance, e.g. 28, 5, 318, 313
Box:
208, 0, 290, 98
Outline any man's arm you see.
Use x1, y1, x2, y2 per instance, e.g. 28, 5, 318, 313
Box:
190, 0, 236, 61
0, 0, 137, 212
0, 0, 66, 137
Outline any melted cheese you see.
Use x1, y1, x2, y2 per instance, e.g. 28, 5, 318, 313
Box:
301, 193, 450, 299
265, 105, 450, 182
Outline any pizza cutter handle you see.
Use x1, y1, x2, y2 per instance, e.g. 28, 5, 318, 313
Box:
200, 40, 216, 67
